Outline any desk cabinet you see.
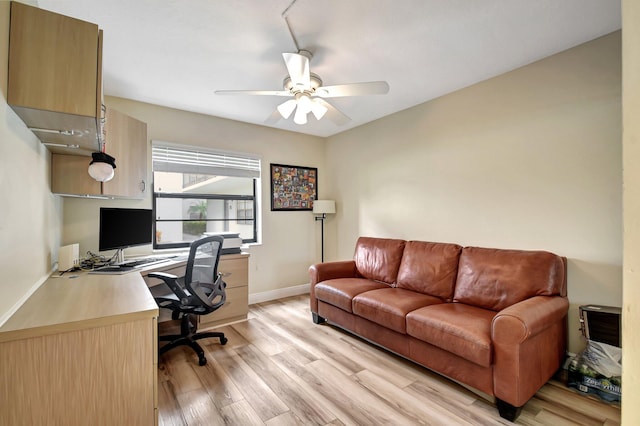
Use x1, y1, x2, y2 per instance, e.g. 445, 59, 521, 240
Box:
200, 253, 249, 328
0, 273, 158, 425
143, 253, 249, 328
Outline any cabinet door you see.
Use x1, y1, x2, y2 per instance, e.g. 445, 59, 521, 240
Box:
51, 154, 101, 196
8, 2, 99, 118
102, 108, 148, 198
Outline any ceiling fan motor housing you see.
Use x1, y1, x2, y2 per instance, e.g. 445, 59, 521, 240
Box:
283, 73, 322, 94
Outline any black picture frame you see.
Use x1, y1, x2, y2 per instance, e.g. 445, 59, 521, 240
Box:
270, 163, 317, 211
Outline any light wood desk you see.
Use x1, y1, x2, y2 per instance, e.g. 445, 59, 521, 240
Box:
0, 272, 159, 425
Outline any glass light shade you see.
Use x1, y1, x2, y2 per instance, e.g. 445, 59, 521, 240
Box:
296, 93, 312, 113
313, 200, 336, 214
88, 152, 116, 182
310, 100, 328, 120
277, 99, 297, 119
88, 162, 115, 182
293, 105, 308, 125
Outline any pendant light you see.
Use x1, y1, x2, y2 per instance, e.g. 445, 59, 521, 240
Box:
88, 151, 116, 182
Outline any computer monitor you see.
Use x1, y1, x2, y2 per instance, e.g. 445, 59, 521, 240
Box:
99, 208, 153, 261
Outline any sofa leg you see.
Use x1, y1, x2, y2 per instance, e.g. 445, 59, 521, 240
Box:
496, 399, 523, 422
312, 313, 326, 324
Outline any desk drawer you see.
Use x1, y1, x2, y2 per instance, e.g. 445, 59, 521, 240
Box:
218, 257, 248, 289
199, 285, 248, 328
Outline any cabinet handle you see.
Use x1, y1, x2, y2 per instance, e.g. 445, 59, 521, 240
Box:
221, 272, 232, 277
140, 180, 146, 192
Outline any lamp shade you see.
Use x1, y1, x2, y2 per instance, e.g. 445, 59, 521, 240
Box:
313, 200, 336, 214
88, 152, 116, 182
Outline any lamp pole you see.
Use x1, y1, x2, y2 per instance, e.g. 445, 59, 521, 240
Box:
313, 200, 335, 263
315, 213, 326, 262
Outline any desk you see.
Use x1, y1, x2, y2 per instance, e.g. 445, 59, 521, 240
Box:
0, 272, 158, 425
140, 252, 250, 329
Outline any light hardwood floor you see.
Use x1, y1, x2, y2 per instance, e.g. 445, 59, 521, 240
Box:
157, 295, 621, 425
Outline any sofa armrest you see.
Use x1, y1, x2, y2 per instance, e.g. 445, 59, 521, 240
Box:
491, 296, 568, 407
309, 260, 357, 313
309, 260, 357, 285
492, 296, 569, 344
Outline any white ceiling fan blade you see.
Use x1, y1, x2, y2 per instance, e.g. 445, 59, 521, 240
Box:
314, 98, 351, 126
315, 81, 389, 98
215, 89, 292, 97
282, 52, 310, 88
265, 109, 283, 124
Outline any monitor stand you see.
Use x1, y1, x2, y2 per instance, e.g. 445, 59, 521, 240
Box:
114, 249, 126, 264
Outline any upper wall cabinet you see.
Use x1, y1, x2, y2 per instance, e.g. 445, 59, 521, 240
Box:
51, 107, 148, 199
102, 108, 148, 198
8, 1, 103, 153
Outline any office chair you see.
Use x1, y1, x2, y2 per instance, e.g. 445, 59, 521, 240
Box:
149, 235, 227, 366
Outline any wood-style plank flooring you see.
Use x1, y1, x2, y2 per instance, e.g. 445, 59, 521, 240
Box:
157, 295, 621, 425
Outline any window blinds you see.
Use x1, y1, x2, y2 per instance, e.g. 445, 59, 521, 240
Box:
152, 142, 261, 178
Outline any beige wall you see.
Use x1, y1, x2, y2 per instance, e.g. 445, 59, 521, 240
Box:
326, 32, 622, 354
62, 97, 326, 296
622, 0, 640, 422
0, 2, 63, 324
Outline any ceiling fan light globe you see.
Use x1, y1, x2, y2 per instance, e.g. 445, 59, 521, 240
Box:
293, 106, 308, 125
277, 99, 297, 119
297, 93, 312, 114
311, 100, 328, 120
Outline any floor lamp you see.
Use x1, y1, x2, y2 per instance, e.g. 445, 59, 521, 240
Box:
313, 200, 336, 262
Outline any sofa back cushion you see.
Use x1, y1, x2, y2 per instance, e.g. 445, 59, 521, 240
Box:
396, 241, 462, 300
354, 237, 406, 285
453, 246, 566, 311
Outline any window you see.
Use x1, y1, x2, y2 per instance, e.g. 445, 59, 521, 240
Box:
152, 143, 260, 249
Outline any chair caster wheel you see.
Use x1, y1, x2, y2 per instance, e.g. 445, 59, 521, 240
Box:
220, 337, 228, 345
198, 357, 207, 366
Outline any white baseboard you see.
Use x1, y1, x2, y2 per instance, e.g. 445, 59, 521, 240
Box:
0, 270, 52, 328
249, 283, 310, 305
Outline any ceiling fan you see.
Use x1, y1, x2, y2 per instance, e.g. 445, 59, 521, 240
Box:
215, 50, 389, 126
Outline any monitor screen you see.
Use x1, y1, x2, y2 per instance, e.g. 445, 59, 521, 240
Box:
99, 207, 153, 251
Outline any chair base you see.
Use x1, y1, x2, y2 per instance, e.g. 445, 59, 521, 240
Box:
159, 314, 228, 366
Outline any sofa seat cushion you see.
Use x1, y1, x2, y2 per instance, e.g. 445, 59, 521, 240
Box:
353, 288, 443, 334
406, 303, 497, 367
315, 278, 389, 313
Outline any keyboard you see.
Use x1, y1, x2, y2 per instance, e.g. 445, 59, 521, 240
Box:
89, 265, 135, 275
117, 257, 172, 268
88, 256, 177, 274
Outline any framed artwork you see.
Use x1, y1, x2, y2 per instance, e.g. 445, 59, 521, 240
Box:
270, 163, 317, 211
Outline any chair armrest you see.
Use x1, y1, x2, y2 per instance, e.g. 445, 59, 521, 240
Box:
491, 296, 568, 407
147, 271, 188, 300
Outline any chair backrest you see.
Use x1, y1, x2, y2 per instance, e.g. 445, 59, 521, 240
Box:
185, 235, 226, 312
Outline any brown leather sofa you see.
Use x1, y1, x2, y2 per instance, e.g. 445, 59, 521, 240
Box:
309, 237, 568, 421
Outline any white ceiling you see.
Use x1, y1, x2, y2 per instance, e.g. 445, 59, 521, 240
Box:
37, 0, 621, 138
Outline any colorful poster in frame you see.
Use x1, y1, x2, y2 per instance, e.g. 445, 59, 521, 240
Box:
270, 163, 317, 211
